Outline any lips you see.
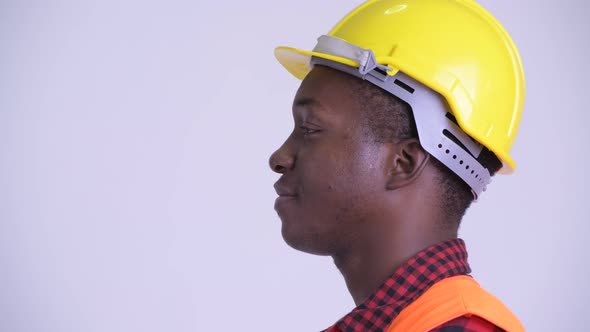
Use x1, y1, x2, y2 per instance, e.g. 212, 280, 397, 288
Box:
274, 178, 298, 211
274, 178, 298, 197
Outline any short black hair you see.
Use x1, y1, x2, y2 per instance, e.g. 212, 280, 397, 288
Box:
341, 72, 500, 225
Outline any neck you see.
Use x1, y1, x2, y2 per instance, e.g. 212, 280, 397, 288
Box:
333, 245, 409, 305
333, 207, 457, 305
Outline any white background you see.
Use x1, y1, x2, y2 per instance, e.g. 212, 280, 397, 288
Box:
1, 0, 589, 331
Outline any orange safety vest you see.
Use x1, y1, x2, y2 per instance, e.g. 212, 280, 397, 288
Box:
386, 275, 525, 332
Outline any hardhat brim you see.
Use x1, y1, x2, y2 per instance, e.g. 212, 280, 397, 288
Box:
274, 46, 361, 81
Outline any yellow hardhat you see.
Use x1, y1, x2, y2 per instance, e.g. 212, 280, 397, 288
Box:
275, 0, 525, 178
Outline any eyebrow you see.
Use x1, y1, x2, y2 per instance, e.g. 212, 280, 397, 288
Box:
293, 97, 324, 110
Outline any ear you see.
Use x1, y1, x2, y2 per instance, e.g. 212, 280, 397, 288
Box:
385, 138, 430, 191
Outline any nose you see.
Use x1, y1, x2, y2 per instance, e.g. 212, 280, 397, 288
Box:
269, 140, 295, 174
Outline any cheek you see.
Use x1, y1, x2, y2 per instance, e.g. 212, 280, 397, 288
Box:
278, 141, 385, 254
308, 139, 382, 183
298, 142, 384, 212
298, 148, 347, 196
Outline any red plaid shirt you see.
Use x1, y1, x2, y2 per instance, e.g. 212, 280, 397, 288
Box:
324, 239, 504, 332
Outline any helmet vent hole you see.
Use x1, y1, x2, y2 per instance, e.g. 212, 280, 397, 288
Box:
460, 160, 464, 165
453, 155, 457, 159
445, 149, 450, 154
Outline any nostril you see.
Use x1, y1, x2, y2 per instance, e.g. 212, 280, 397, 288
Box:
269, 144, 295, 173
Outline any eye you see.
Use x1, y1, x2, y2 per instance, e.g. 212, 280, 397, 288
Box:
299, 125, 320, 136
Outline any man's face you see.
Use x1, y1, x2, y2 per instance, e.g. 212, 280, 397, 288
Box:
269, 66, 389, 255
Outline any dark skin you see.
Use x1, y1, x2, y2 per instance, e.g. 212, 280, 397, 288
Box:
269, 66, 458, 305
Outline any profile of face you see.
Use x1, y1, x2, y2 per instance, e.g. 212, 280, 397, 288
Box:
269, 66, 391, 256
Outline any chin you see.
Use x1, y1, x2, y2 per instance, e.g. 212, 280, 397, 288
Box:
280, 221, 335, 256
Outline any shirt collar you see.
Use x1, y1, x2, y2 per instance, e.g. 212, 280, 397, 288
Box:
331, 239, 471, 332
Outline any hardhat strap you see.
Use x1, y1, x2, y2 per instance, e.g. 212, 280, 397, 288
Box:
311, 56, 491, 199
313, 35, 393, 76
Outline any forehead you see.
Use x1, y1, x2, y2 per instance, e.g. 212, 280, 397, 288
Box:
292, 66, 360, 118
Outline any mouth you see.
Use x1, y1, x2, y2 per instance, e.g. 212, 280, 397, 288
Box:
274, 194, 297, 212
273, 178, 299, 212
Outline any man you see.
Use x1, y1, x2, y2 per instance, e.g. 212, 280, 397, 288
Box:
269, 0, 526, 331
